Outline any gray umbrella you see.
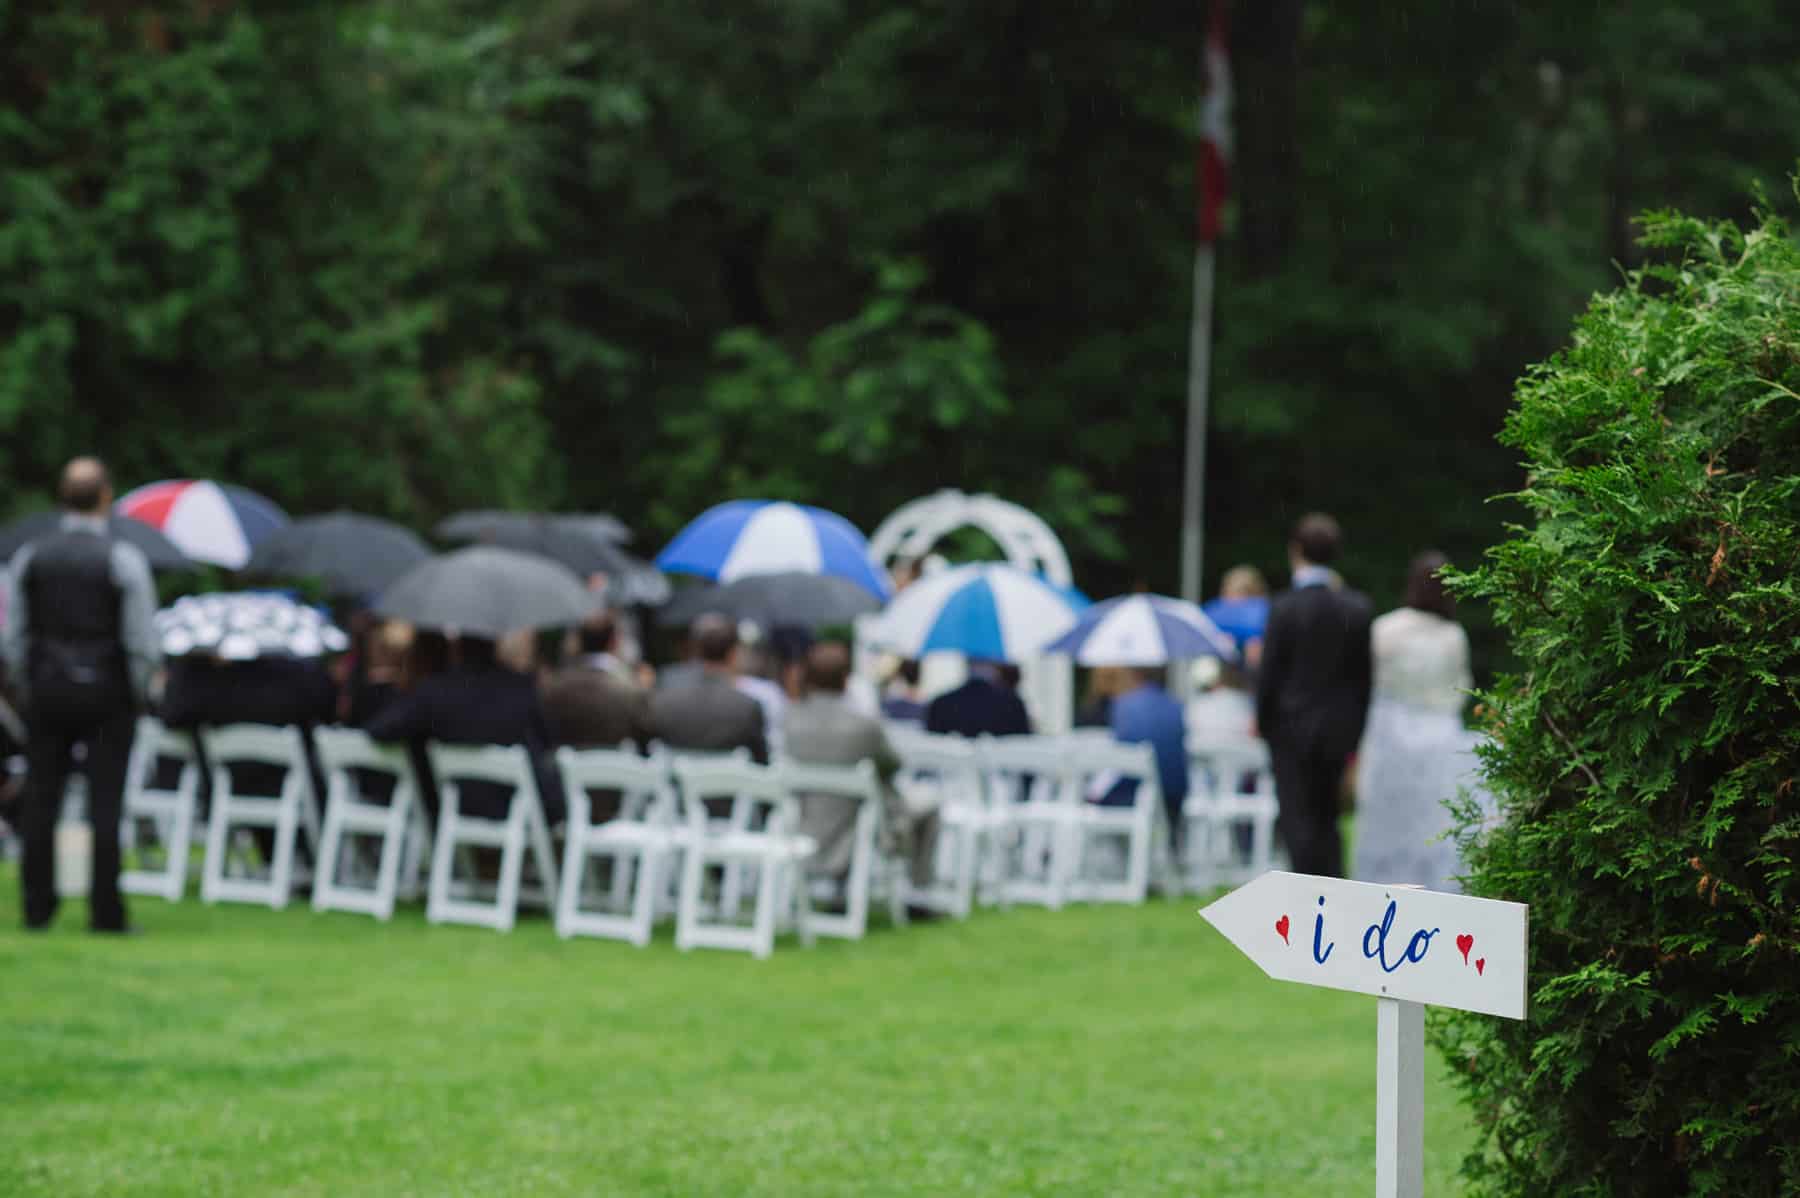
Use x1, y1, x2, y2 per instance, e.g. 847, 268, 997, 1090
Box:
438, 509, 631, 545
0, 511, 192, 572
245, 511, 431, 599
657, 571, 883, 631
375, 546, 599, 636
434, 512, 668, 607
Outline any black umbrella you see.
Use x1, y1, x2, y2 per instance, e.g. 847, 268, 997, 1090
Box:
657, 571, 883, 631
434, 512, 668, 607
0, 511, 191, 572
374, 546, 599, 637
245, 511, 431, 599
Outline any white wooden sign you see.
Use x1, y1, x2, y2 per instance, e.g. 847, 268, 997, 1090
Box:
1200, 872, 1529, 1198
1199, 871, 1528, 1019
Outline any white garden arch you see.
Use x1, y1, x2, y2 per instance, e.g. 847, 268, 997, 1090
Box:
862, 490, 1076, 733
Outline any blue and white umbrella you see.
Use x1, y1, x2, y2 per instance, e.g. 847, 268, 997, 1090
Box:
1042, 594, 1236, 666
865, 563, 1084, 662
656, 500, 889, 599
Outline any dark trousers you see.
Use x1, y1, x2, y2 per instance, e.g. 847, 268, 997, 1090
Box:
1270, 735, 1347, 879
22, 708, 135, 930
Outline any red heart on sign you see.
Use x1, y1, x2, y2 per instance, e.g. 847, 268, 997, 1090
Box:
1456, 934, 1474, 964
1475, 958, 1486, 976
1275, 915, 1290, 945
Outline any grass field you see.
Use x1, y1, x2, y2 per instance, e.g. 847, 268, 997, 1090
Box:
0, 872, 1476, 1196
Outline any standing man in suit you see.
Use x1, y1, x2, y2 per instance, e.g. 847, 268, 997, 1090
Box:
645, 613, 767, 762
3, 457, 160, 933
925, 660, 1032, 739
1255, 512, 1374, 878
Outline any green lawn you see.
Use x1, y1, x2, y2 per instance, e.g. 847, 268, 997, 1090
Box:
0, 873, 1476, 1196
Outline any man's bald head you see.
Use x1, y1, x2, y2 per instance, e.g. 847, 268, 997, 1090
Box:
804, 640, 852, 695
59, 457, 112, 515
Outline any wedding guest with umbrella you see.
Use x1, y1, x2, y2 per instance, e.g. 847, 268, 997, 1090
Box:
366, 546, 594, 822
539, 612, 648, 749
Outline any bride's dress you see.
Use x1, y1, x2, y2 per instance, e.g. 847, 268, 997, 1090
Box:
1353, 606, 1486, 893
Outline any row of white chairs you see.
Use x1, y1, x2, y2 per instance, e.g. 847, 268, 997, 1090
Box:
116, 719, 1280, 957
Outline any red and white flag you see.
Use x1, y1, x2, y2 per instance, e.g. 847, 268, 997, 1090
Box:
1196, 2, 1232, 243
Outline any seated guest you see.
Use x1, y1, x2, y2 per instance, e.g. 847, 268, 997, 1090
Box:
785, 641, 937, 888
879, 657, 928, 724
365, 633, 563, 821
1076, 666, 1132, 729
1105, 666, 1190, 849
160, 653, 339, 857
925, 659, 1032, 739
644, 613, 767, 762
539, 613, 647, 749
734, 626, 790, 759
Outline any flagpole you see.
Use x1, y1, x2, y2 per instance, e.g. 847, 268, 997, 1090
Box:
1179, 241, 1215, 609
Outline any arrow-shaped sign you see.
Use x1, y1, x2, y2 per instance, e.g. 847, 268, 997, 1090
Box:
1199, 871, 1528, 1020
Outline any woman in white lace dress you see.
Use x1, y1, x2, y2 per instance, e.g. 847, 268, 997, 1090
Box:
1353, 552, 1484, 892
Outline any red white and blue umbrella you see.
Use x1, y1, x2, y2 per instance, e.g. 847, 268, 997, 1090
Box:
655, 500, 889, 599
864, 563, 1084, 662
1042, 593, 1236, 666
116, 480, 289, 570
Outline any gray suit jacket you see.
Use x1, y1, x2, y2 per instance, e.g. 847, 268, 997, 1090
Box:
783, 694, 905, 879
645, 671, 768, 762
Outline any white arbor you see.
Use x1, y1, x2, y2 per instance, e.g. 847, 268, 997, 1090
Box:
863, 490, 1075, 733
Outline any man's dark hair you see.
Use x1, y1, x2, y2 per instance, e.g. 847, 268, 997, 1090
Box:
58, 457, 111, 514
804, 641, 853, 694
1403, 550, 1455, 619
458, 635, 498, 669
692, 613, 738, 664
578, 613, 617, 656
1291, 512, 1343, 566
895, 658, 921, 687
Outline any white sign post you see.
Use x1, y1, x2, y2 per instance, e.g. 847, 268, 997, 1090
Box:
1200, 872, 1528, 1198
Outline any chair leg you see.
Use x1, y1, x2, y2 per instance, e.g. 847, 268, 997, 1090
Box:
268, 791, 298, 910
554, 828, 584, 939
372, 794, 409, 921
426, 798, 459, 924
311, 802, 345, 913
751, 859, 779, 958
675, 848, 706, 952
630, 849, 660, 948
201, 793, 231, 904
494, 809, 527, 933
792, 862, 815, 948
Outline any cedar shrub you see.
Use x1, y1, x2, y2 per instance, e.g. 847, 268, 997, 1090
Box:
1432, 198, 1800, 1196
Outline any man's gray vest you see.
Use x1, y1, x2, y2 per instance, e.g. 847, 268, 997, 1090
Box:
22, 527, 129, 714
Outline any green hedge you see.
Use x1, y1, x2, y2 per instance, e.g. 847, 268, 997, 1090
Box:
1434, 201, 1800, 1195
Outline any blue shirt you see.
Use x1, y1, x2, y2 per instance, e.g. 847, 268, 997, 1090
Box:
1109, 682, 1189, 804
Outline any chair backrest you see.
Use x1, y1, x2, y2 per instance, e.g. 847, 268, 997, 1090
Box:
669, 752, 789, 832
555, 745, 674, 823
978, 734, 1074, 804
427, 742, 542, 804
202, 723, 307, 769
888, 728, 983, 805
1067, 737, 1163, 807
1189, 734, 1273, 796
778, 759, 882, 804
134, 716, 196, 762
127, 716, 199, 800
314, 726, 412, 776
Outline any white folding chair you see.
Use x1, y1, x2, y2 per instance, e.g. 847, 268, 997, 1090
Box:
889, 728, 993, 918
981, 734, 1081, 909
1183, 735, 1282, 890
671, 754, 815, 959
121, 717, 200, 902
779, 758, 904, 941
1065, 738, 1162, 905
554, 746, 681, 947
425, 743, 560, 932
199, 724, 321, 909
310, 728, 430, 920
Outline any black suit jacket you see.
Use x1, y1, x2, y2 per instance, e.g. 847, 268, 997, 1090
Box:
365, 665, 563, 819
1254, 583, 1375, 755
926, 678, 1032, 739
160, 657, 338, 799
540, 664, 648, 749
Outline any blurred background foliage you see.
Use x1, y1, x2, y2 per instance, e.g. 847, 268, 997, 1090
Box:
4, 0, 1799, 679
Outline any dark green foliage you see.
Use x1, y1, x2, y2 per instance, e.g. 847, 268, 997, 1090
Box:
1432, 201, 1800, 1196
